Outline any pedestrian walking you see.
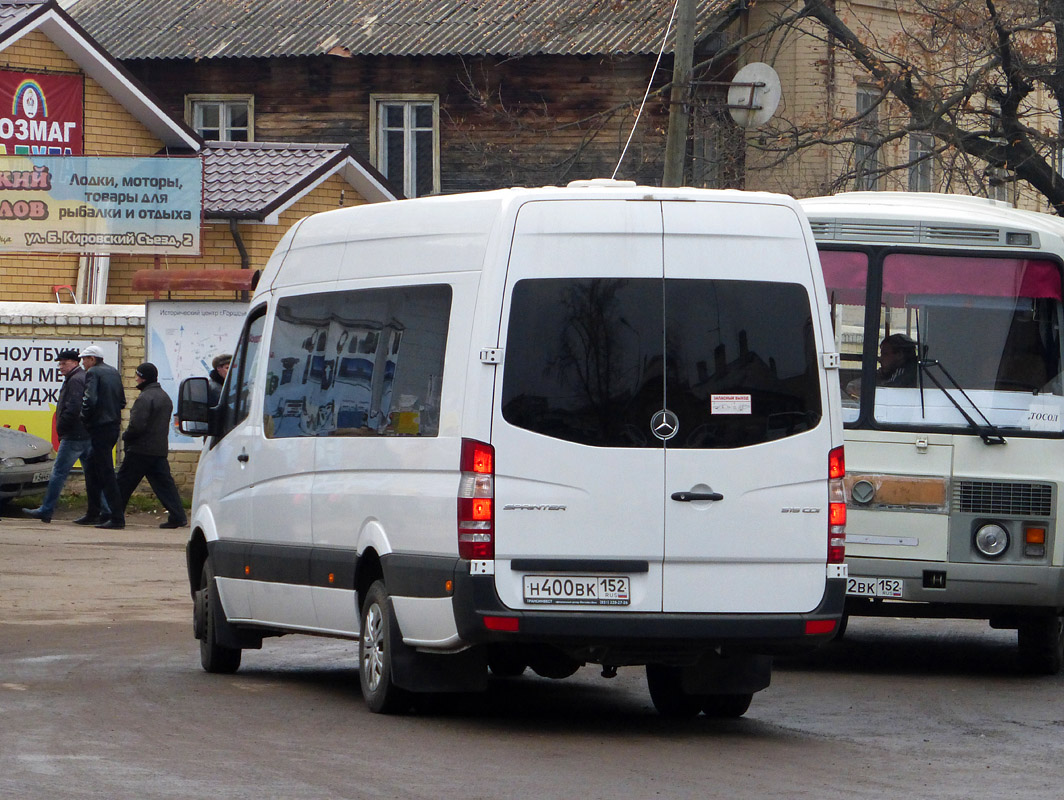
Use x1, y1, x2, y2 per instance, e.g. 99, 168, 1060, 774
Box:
76, 345, 126, 529
115, 362, 188, 529
24, 349, 91, 523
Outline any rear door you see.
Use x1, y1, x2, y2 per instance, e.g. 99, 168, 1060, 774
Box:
659, 201, 829, 613
492, 199, 667, 612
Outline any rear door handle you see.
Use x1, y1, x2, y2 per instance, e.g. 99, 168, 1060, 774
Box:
671, 491, 723, 502
237, 451, 249, 463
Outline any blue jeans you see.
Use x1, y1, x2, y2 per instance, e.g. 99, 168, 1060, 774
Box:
37, 437, 91, 516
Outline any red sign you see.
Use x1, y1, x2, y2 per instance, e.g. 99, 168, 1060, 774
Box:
0, 70, 83, 156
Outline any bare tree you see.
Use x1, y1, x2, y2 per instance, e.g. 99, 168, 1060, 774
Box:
726, 1, 1064, 212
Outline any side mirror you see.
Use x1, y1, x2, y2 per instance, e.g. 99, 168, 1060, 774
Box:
178, 376, 212, 436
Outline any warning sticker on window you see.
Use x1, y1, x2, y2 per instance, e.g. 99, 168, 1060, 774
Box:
711, 394, 752, 415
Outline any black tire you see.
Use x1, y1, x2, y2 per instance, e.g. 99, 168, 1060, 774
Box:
198, 561, 241, 674
487, 646, 528, 678
359, 580, 410, 714
701, 693, 753, 719
645, 664, 701, 718
1017, 616, 1064, 675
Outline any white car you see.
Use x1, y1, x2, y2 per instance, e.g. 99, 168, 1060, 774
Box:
0, 427, 55, 508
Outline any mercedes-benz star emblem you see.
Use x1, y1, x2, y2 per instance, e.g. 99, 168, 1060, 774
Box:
650, 409, 679, 441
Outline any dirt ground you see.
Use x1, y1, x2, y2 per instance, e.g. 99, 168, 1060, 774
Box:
0, 509, 188, 626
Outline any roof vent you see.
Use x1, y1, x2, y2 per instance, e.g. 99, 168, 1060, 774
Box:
567, 179, 637, 189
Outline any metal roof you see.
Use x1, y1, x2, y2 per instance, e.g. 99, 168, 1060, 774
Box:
69, 0, 735, 60
0, 2, 43, 27
202, 141, 398, 218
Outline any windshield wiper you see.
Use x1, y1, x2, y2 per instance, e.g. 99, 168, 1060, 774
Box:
918, 359, 1007, 446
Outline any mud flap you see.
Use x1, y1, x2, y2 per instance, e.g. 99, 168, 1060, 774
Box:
386, 596, 487, 693
680, 651, 772, 695
194, 585, 263, 651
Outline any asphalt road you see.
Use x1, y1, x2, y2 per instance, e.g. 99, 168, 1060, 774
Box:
2, 512, 1063, 799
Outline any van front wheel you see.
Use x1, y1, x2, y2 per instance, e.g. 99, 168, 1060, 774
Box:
197, 561, 241, 674
359, 581, 410, 713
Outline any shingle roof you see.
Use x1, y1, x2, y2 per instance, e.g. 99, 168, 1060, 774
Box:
70, 0, 735, 60
202, 141, 398, 218
0, 1, 44, 28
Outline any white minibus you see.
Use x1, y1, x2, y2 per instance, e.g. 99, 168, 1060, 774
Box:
178, 181, 847, 716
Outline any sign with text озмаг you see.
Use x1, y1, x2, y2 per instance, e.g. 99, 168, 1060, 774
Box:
0, 155, 202, 255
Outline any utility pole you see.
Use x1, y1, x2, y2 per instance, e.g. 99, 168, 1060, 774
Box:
662, 0, 697, 187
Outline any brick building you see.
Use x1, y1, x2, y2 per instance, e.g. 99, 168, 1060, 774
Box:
0, 0, 396, 496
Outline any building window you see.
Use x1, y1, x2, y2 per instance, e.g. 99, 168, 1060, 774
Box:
908, 132, 934, 192
370, 94, 439, 198
855, 87, 881, 191
186, 95, 253, 142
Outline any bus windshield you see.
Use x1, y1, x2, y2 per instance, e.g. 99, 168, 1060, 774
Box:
822, 249, 1064, 435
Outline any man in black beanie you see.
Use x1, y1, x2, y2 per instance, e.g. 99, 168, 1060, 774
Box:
115, 362, 187, 529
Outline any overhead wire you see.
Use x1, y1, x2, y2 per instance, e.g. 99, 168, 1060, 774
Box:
612, 0, 680, 180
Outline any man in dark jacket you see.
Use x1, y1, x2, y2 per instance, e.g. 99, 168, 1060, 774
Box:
77, 345, 126, 529
25, 349, 91, 523
208, 353, 231, 406
115, 362, 187, 529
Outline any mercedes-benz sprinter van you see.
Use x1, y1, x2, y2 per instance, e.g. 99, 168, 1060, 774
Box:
178, 180, 847, 717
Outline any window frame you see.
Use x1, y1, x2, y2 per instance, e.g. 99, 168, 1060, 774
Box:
185, 94, 255, 142
908, 131, 934, 192
855, 87, 882, 191
369, 93, 441, 197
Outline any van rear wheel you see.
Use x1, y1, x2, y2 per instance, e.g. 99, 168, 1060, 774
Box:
197, 561, 241, 674
359, 581, 410, 713
645, 664, 701, 718
701, 693, 753, 719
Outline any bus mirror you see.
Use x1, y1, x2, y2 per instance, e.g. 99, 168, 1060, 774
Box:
178, 376, 212, 436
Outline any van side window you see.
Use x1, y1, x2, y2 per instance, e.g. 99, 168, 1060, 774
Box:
216, 309, 266, 441
263, 285, 450, 438
501, 278, 821, 448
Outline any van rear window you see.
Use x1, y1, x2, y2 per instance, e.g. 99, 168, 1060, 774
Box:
264, 285, 450, 438
501, 278, 821, 448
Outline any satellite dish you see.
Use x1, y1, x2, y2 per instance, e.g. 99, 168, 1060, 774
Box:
727, 62, 782, 128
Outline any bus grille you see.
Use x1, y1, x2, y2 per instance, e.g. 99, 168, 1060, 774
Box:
953, 481, 1054, 517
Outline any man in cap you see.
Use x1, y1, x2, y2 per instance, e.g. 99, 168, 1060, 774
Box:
24, 349, 91, 523
114, 362, 187, 529
208, 353, 231, 406
77, 344, 126, 529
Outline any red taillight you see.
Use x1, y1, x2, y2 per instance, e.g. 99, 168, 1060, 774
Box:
828, 445, 846, 565
458, 438, 494, 560
483, 615, 519, 632
805, 619, 837, 635
829, 446, 845, 480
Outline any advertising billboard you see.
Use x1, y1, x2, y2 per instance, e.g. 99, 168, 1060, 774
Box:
0, 338, 120, 449
0, 69, 83, 156
0, 155, 202, 255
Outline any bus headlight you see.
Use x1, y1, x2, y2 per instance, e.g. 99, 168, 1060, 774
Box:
974, 523, 1010, 558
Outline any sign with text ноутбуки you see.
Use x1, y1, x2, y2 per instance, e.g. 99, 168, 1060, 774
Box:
0, 156, 201, 255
